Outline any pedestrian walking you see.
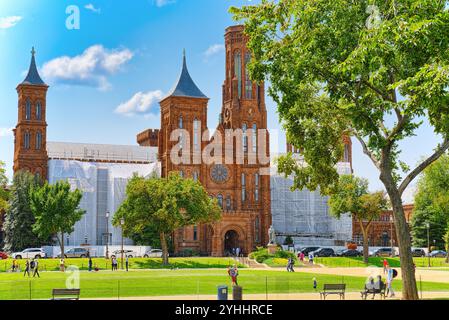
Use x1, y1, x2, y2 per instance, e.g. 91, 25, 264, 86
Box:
227, 265, 239, 286
308, 252, 314, 265
383, 259, 389, 274
88, 257, 93, 272
32, 259, 40, 278
23, 259, 30, 277
59, 258, 65, 272
313, 277, 317, 290
386, 266, 396, 297
236, 247, 240, 257
125, 256, 129, 272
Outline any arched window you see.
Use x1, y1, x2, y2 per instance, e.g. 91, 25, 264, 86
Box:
241, 173, 246, 202
234, 50, 242, 98
217, 194, 223, 209
193, 225, 198, 241
36, 101, 42, 120
24, 131, 31, 149
25, 98, 31, 120
193, 118, 200, 152
242, 123, 248, 153
226, 195, 231, 211
255, 216, 260, 242
178, 116, 184, 149
245, 52, 253, 99
255, 173, 260, 202
252, 124, 257, 153
36, 131, 42, 150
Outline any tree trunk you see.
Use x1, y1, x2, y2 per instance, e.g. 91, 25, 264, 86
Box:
58, 232, 65, 272
160, 232, 169, 265
359, 221, 370, 264
381, 174, 419, 300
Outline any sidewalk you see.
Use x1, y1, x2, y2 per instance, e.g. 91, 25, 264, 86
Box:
87, 291, 449, 300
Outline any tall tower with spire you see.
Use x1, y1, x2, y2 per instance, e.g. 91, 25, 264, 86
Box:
13, 47, 49, 179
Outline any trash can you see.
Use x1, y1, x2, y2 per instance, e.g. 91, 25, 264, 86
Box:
217, 285, 228, 300
233, 286, 243, 300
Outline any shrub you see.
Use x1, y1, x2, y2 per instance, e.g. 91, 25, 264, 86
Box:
274, 250, 296, 259
283, 236, 294, 246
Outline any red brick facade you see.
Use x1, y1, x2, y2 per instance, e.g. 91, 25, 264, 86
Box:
138, 25, 271, 256
13, 50, 49, 180
352, 204, 414, 246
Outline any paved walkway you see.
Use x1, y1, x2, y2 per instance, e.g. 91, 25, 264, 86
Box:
89, 291, 449, 300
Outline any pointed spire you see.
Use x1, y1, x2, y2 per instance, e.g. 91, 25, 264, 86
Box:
165, 50, 207, 99
21, 46, 46, 86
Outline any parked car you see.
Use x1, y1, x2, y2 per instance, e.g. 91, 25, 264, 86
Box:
143, 249, 165, 258
58, 247, 90, 258
411, 248, 426, 257
372, 247, 394, 257
312, 248, 335, 257
429, 250, 448, 258
337, 249, 362, 257
111, 249, 138, 259
298, 247, 320, 256
0, 252, 8, 260
11, 248, 46, 259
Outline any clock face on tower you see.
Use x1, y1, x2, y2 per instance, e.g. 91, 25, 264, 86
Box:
211, 164, 229, 183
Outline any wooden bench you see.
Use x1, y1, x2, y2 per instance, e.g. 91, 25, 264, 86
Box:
361, 282, 386, 300
320, 284, 346, 300
51, 289, 80, 300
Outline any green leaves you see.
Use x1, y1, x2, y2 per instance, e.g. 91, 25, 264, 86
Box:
113, 172, 222, 248
232, 0, 449, 193
29, 180, 85, 240
329, 174, 387, 220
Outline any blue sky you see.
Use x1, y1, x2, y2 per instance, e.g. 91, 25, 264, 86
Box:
0, 0, 444, 198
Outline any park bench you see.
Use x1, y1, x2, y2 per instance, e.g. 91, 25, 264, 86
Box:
51, 289, 81, 300
320, 284, 346, 300
360, 282, 386, 300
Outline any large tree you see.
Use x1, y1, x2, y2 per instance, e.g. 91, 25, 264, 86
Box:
30, 180, 85, 268
231, 0, 449, 299
113, 172, 221, 265
411, 155, 449, 250
3, 170, 46, 252
329, 175, 387, 263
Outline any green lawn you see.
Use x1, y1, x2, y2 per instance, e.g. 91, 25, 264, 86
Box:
0, 257, 245, 273
314, 257, 449, 268
0, 269, 448, 300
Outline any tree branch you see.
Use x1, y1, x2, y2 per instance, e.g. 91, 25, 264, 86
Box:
398, 139, 449, 196
353, 132, 381, 170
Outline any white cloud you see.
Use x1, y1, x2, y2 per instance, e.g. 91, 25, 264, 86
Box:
115, 90, 164, 117
85, 4, 101, 13
0, 16, 22, 29
0, 127, 13, 137
41, 45, 133, 90
155, 0, 176, 7
203, 44, 225, 60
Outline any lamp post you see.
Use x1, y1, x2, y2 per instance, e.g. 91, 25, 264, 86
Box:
105, 212, 110, 259
390, 214, 394, 256
120, 218, 125, 270
426, 222, 430, 268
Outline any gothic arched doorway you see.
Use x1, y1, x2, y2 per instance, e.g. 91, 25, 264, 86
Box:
224, 230, 239, 256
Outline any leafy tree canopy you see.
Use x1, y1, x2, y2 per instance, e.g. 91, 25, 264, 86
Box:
411, 155, 449, 249
30, 180, 85, 249
113, 172, 222, 264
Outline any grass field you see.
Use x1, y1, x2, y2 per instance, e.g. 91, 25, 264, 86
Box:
0, 257, 245, 273
1, 269, 449, 300
313, 257, 449, 268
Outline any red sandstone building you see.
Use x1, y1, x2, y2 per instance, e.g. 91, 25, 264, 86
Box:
352, 204, 414, 247
137, 26, 271, 256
